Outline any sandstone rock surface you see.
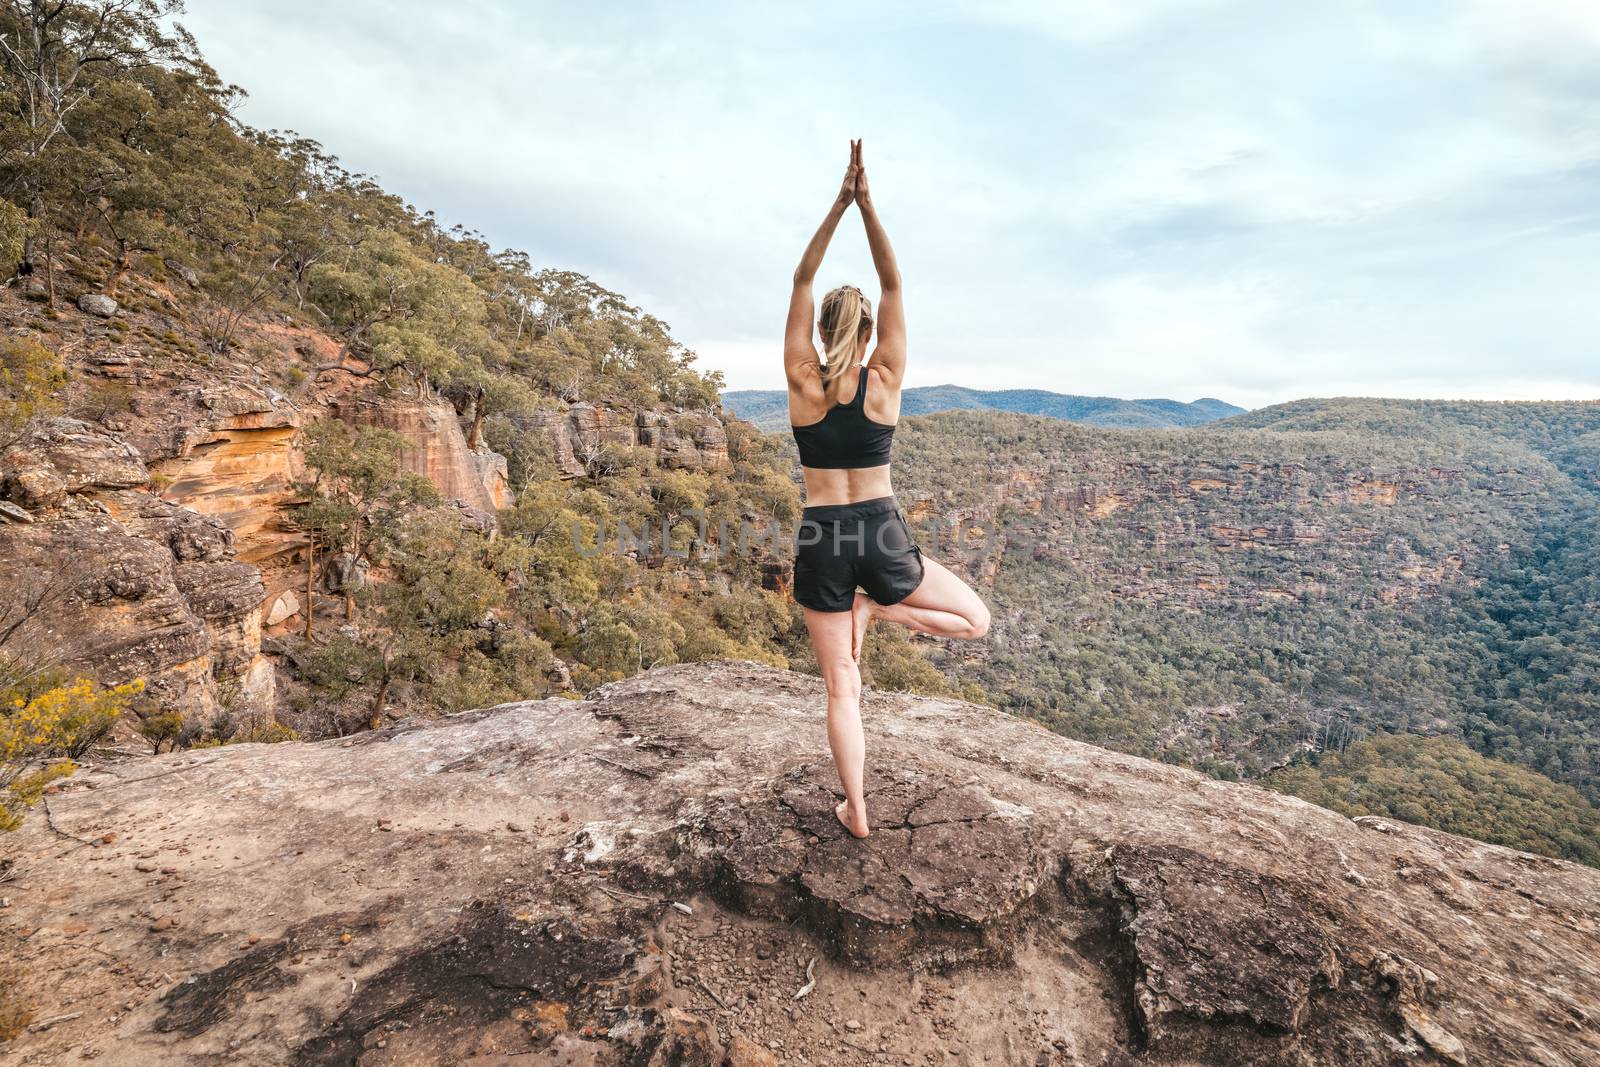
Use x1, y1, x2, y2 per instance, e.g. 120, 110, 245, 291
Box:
528, 403, 731, 479
4, 661, 1597, 1065
1, 417, 148, 508
152, 385, 305, 565
0, 422, 274, 717
332, 396, 512, 520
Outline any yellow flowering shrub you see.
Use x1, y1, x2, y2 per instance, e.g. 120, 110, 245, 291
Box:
0, 677, 143, 832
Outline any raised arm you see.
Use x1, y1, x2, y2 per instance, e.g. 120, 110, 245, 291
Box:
855, 141, 905, 388
785, 141, 859, 387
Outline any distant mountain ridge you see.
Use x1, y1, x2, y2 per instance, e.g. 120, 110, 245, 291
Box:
721, 383, 1245, 431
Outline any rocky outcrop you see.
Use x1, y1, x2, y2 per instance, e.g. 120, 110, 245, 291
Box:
150, 385, 305, 565
5, 661, 1597, 1065
332, 396, 513, 520
0, 422, 274, 717
529, 403, 731, 479
0, 417, 147, 508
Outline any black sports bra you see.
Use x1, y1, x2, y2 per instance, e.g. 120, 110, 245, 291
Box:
791, 364, 896, 469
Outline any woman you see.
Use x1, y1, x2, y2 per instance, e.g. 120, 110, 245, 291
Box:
785, 140, 992, 839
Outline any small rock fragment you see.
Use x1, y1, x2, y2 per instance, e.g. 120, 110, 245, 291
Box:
727, 1035, 779, 1067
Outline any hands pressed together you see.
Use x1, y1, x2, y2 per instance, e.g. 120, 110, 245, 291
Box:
836, 138, 873, 209
793, 137, 896, 293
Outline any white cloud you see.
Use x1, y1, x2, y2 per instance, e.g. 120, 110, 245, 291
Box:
179, 1, 1600, 405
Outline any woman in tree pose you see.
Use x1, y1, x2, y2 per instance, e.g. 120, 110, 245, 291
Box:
785, 139, 992, 839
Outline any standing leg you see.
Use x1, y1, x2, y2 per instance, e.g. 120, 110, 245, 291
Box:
803, 605, 871, 837
855, 553, 989, 658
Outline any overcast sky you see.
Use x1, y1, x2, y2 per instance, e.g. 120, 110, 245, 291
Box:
180, 1, 1599, 407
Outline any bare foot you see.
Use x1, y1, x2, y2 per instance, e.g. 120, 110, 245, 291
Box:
850, 592, 875, 662
835, 799, 870, 838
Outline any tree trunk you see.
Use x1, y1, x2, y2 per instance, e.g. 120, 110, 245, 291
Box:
344, 534, 360, 621
467, 407, 485, 451
370, 671, 392, 730
304, 541, 315, 641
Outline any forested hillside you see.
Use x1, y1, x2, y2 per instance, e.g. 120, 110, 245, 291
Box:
882, 398, 1600, 863
724, 382, 1243, 431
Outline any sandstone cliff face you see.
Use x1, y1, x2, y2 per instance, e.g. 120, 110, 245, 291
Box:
896, 457, 1496, 609
528, 402, 731, 479
148, 384, 305, 565
2, 287, 752, 724
332, 396, 513, 520
0, 421, 274, 716
5, 661, 1596, 1065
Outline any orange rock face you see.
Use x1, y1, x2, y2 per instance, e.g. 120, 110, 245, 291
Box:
331, 397, 511, 519
156, 423, 303, 564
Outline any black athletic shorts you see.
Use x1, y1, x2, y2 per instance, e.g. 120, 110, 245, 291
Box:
791, 495, 926, 613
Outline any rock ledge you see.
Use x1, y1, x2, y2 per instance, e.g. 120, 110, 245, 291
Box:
4, 661, 1598, 1065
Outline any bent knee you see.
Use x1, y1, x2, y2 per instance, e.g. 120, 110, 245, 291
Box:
964, 604, 992, 640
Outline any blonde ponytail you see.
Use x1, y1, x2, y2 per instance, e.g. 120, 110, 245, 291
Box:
818, 284, 874, 405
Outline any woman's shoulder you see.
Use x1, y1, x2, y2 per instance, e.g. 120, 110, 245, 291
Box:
785, 360, 823, 398
865, 362, 901, 393
786, 364, 830, 425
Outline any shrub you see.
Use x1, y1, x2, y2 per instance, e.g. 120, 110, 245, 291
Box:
0, 338, 68, 449
1, 677, 143, 831
136, 709, 184, 754
237, 720, 299, 744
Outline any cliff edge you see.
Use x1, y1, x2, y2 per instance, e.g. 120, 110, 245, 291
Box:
3, 661, 1597, 1065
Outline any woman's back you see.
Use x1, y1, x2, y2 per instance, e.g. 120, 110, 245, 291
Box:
789, 363, 902, 505
791, 364, 897, 466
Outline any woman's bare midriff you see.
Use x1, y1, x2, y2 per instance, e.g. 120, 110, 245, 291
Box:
801, 463, 894, 507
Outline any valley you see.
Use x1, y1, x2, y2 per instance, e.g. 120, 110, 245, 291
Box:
868, 400, 1600, 860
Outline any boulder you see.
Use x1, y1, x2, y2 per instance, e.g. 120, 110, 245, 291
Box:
4, 661, 1597, 1065
321, 552, 366, 594
77, 293, 119, 317
263, 590, 300, 626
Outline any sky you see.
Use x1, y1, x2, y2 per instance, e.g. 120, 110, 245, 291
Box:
178, 1, 1600, 408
